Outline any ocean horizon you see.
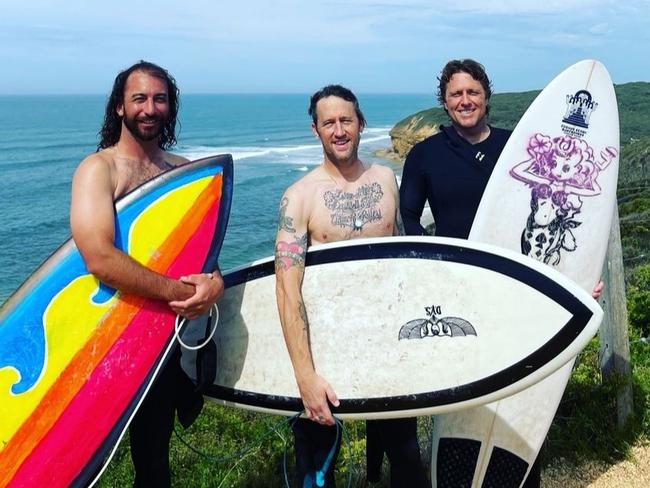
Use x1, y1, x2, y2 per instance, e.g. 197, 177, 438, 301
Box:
0, 93, 434, 303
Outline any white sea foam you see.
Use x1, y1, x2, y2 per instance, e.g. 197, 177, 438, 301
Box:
178, 127, 391, 163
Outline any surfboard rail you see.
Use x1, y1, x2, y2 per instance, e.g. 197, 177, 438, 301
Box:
183, 235, 602, 420
0, 154, 233, 488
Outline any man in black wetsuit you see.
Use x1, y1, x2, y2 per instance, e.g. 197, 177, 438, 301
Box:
399, 58, 510, 237
398, 59, 542, 487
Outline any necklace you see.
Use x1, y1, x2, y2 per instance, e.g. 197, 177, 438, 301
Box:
323, 163, 367, 231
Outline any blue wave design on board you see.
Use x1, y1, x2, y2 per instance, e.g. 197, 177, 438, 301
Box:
0, 164, 221, 395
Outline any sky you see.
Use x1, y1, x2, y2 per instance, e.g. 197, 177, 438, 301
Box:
1, 0, 648, 95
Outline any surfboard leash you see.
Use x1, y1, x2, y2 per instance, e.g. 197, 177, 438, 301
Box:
284, 413, 352, 488
173, 411, 297, 464
173, 303, 220, 351
173, 411, 353, 488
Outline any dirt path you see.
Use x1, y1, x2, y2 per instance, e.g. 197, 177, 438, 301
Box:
541, 443, 650, 487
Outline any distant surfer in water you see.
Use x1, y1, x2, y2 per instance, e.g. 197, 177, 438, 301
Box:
275, 85, 428, 487
400, 58, 604, 488
70, 60, 224, 488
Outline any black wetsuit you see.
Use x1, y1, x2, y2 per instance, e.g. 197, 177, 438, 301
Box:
292, 419, 341, 488
129, 348, 203, 488
400, 125, 511, 237
399, 125, 541, 488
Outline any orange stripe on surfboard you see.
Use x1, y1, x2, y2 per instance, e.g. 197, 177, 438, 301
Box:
0, 174, 222, 486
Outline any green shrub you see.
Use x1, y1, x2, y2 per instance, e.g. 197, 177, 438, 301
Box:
628, 264, 650, 335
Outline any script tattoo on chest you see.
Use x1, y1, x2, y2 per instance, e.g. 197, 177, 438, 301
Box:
323, 182, 384, 231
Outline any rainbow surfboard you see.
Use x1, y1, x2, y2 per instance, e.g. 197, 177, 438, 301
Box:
0, 154, 233, 488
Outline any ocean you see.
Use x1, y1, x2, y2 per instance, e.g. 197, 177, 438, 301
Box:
0, 93, 433, 303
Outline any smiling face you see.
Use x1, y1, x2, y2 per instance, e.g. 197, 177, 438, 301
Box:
312, 95, 364, 166
443, 72, 488, 132
117, 70, 170, 142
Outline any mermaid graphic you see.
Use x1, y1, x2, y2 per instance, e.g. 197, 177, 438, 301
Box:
510, 133, 617, 265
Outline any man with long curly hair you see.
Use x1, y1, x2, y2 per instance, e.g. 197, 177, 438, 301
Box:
70, 60, 224, 487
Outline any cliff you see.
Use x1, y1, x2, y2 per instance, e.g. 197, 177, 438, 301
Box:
389, 82, 650, 160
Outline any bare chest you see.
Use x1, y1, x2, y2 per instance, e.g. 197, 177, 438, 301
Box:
115, 159, 174, 197
309, 182, 396, 244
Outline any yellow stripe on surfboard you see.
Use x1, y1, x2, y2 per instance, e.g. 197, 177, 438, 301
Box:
0, 176, 214, 450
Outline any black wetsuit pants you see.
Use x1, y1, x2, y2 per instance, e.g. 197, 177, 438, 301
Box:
292, 419, 342, 488
129, 349, 203, 488
366, 418, 430, 488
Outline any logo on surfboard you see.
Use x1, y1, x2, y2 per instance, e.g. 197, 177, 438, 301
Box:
398, 305, 477, 340
561, 89, 597, 138
510, 133, 618, 265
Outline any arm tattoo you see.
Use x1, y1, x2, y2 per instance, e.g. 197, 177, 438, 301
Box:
277, 197, 296, 233
298, 301, 309, 332
275, 232, 308, 271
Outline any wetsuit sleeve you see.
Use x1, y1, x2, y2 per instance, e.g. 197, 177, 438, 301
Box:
399, 147, 427, 235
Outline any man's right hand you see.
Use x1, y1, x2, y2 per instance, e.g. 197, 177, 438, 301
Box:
169, 272, 224, 319
297, 372, 340, 426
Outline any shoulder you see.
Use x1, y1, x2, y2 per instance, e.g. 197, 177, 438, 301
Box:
281, 167, 323, 203
489, 126, 513, 143
367, 163, 397, 187
164, 151, 190, 166
73, 149, 117, 184
408, 129, 447, 158
368, 163, 394, 179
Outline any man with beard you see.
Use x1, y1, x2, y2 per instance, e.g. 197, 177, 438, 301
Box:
275, 85, 428, 487
70, 60, 224, 487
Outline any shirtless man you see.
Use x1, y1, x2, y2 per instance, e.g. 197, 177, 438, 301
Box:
275, 85, 427, 487
70, 60, 224, 488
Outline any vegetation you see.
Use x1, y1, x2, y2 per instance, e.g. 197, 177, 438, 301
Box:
99, 84, 650, 486
392, 82, 650, 146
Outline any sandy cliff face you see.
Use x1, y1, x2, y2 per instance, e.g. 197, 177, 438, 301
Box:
389, 117, 439, 160
385, 105, 447, 161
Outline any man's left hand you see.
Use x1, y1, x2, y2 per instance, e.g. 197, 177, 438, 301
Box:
169, 271, 225, 319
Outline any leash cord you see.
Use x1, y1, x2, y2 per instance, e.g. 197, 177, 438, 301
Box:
175, 411, 352, 488
174, 303, 219, 351
173, 411, 299, 464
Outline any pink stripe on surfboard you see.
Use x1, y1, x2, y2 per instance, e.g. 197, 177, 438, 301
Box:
8, 200, 220, 488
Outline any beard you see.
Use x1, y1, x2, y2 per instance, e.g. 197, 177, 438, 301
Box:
123, 114, 166, 142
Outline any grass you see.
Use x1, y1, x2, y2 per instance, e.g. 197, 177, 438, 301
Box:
96, 328, 650, 487
97, 408, 408, 487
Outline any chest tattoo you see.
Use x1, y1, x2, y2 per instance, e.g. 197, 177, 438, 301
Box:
323, 182, 384, 231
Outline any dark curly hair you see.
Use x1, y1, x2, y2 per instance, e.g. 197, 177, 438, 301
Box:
437, 59, 492, 116
308, 84, 366, 127
98, 60, 180, 150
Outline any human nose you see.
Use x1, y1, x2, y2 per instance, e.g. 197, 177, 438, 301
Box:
143, 98, 156, 115
460, 92, 471, 105
333, 121, 345, 136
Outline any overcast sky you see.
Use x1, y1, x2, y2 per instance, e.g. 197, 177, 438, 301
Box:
1, 0, 648, 95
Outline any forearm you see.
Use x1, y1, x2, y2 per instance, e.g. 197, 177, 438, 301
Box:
85, 247, 194, 302
277, 288, 315, 382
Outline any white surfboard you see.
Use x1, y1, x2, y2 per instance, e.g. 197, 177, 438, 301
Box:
431, 60, 619, 487
181, 236, 601, 420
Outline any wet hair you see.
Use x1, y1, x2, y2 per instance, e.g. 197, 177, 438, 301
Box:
97, 60, 180, 150
308, 84, 366, 127
437, 59, 493, 116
